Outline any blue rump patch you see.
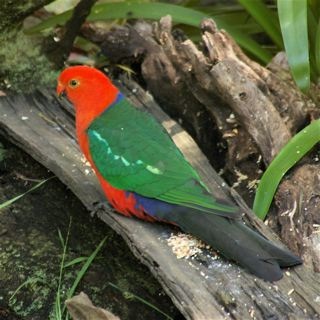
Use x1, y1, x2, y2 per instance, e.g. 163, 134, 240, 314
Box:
131, 192, 175, 218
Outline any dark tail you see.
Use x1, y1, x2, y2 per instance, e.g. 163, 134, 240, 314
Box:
164, 209, 302, 281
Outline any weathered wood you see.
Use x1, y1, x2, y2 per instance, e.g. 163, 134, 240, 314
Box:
275, 164, 320, 271
0, 85, 319, 319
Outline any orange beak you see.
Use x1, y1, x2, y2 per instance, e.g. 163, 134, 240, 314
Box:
56, 82, 66, 98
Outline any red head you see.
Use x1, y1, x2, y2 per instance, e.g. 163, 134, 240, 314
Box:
57, 66, 119, 132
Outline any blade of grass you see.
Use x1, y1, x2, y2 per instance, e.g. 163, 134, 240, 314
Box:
253, 119, 320, 220
0, 177, 54, 210
58, 228, 65, 248
62, 236, 107, 315
238, 0, 282, 48
108, 282, 174, 320
64, 256, 88, 268
306, 7, 319, 81
9, 277, 47, 302
277, 0, 310, 91
115, 64, 136, 76
26, 2, 271, 63
307, 7, 317, 53
55, 218, 72, 320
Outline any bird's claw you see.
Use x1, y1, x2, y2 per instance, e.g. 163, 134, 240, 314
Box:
90, 201, 114, 217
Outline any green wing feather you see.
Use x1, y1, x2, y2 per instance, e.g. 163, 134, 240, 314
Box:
87, 97, 240, 218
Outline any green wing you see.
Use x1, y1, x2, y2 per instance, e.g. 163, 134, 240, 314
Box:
87, 97, 240, 218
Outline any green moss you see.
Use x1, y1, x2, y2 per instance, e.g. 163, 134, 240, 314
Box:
0, 0, 54, 32
0, 30, 57, 93
1, 231, 56, 317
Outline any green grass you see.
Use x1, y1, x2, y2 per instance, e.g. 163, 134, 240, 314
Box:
9, 216, 107, 320
54, 219, 107, 320
54, 221, 71, 320
9, 278, 49, 303
108, 282, 174, 320
238, 0, 282, 48
0, 177, 54, 211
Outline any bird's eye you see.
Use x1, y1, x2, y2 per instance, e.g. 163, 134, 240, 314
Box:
69, 79, 80, 88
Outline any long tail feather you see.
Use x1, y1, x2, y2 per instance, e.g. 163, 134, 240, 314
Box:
155, 206, 302, 281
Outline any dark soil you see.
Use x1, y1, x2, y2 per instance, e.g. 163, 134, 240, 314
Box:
0, 137, 183, 320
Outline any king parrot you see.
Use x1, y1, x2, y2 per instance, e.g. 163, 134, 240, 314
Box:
57, 65, 302, 281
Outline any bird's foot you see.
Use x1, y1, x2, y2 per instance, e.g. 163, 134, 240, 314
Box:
90, 201, 115, 217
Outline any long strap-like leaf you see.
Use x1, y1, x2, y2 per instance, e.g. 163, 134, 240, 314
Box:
253, 120, 320, 220
278, 0, 310, 91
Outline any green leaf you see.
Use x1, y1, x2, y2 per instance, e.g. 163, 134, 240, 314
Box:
26, 2, 271, 63
64, 256, 88, 268
315, 17, 320, 75
9, 277, 48, 302
55, 218, 72, 320
0, 177, 54, 210
109, 282, 174, 320
238, 0, 283, 48
308, 0, 320, 21
58, 229, 65, 248
277, 0, 310, 91
307, 7, 317, 51
306, 7, 318, 81
253, 119, 320, 220
186, 9, 264, 34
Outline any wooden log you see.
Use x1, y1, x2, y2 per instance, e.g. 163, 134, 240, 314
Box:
0, 84, 319, 320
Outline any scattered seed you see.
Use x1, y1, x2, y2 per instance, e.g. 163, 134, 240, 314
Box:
288, 289, 294, 295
